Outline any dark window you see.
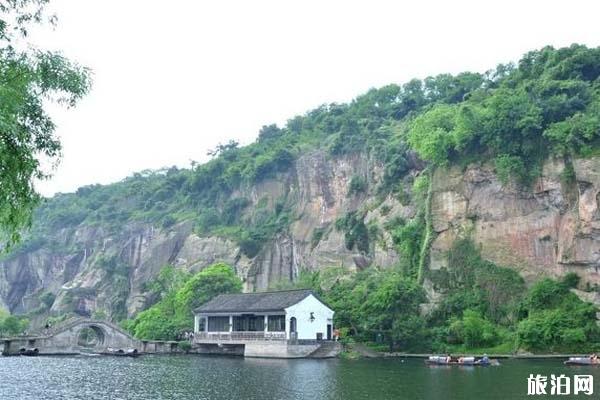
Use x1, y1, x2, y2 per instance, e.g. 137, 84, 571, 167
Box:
233, 315, 264, 331
249, 316, 264, 331
207, 316, 230, 332
233, 316, 244, 331
268, 315, 286, 332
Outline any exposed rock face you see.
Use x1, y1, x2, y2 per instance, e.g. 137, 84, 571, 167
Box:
4, 152, 600, 323
429, 157, 600, 288
0, 151, 403, 321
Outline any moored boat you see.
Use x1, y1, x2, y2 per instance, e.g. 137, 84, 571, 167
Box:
425, 355, 499, 366
19, 347, 39, 356
564, 356, 599, 366
101, 347, 139, 357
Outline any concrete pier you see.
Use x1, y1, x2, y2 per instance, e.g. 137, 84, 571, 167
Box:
192, 336, 342, 358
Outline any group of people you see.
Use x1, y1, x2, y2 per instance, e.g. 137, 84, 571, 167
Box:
178, 331, 195, 341
444, 354, 489, 364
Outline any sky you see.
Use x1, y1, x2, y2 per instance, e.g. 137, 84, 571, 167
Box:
30, 0, 600, 196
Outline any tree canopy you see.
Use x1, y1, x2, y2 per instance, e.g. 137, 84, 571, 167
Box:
126, 263, 242, 340
0, 0, 90, 248
408, 44, 600, 184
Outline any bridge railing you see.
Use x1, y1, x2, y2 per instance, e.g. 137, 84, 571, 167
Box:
21, 317, 83, 337
43, 317, 88, 336
38, 318, 136, 341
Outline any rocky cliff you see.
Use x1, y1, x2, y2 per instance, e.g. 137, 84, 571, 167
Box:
428, 157, 600, 301
3, 150, 600, 324
0, 151, 409, 321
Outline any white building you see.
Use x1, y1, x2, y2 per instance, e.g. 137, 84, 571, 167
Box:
193, 289, 335, 341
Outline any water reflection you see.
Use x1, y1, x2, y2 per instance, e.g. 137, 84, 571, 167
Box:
0, 355, 599, 400
226, 357, 336, 399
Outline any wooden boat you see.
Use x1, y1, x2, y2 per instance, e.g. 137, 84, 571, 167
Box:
19, 347, 39, 356
101, 347, 139, 357
564, 357, 599, 366
425, 355, 499, 366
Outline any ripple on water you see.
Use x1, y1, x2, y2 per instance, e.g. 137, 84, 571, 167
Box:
1, 356, 599, 400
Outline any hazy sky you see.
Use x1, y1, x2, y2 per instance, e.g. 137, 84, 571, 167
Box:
31, 0, 600, 196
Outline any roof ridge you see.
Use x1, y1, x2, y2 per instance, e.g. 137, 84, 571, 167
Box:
193, 288, 317, 313
217, 288, 313, 296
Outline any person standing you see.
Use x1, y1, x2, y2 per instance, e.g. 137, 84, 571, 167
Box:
333, 328, 340, 341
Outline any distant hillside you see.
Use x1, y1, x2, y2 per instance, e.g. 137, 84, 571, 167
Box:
2, 44, 600, 335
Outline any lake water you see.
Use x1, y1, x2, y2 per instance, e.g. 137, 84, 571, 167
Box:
0, 355, 598, 399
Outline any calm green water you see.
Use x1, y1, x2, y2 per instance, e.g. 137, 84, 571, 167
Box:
0, 355, 598, 399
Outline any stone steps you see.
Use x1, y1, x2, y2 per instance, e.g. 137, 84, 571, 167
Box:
308, 341, 342, 358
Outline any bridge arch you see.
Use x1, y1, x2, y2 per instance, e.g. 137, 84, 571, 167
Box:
75, 324, 106, 348
40, 319, 140, 353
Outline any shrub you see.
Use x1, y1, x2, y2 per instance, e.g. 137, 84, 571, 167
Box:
222, 197, 250, 225
525, 278, 568, 310
561, 272, 580, 289
335, 212, 369, 253
347, 175, 367, 196
391, 216, 425, 278
517, 280, 600, 352
311, 227, 326, 249
39, 292, 56, 309
448, 310, 498, 348
495, 155, 527, 185
461, 310, 497, 347
412, 174, 430, 202
161, 215, 176, 229
178, 341, 192, 353
0, 311, 29, 336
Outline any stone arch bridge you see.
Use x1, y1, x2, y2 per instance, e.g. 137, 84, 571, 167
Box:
1, 318, 149, 355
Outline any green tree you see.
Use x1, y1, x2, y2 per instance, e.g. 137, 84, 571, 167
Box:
0, 309, 29, 336
130, 263, 242, 340
306, 267, 426, 350
516, 277, 600, 352
361, 272, 426, 350
144, 265, 191, 300
0, 1, 91, 247
174, 262, 242, 317
407, 104, 458, 166
448, 309, 497, 348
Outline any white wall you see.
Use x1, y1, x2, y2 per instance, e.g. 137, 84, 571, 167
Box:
285, 294, 334, 340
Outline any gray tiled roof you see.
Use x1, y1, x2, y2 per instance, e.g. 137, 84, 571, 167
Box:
193, 289, 315, 313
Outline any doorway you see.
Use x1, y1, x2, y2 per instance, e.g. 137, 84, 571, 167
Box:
290, 317, 297, 340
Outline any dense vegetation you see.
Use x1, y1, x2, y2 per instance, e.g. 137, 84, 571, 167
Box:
0, 309, 29, 337
408, 45, 600, 184
277, 238, 600, 353
123, 263, 242, 340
